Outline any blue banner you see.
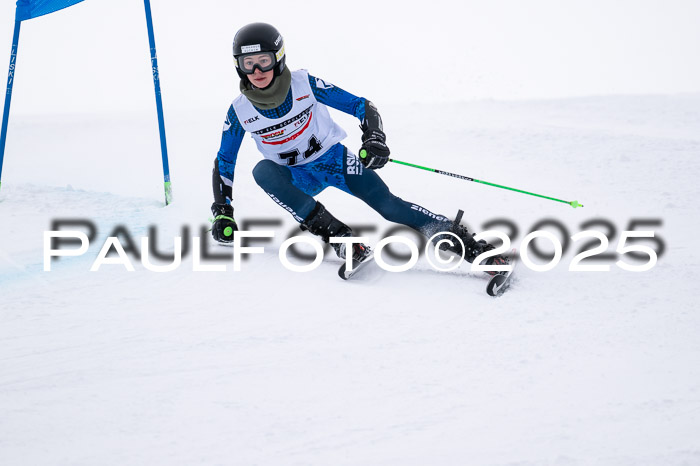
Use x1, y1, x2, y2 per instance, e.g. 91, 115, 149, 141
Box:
15, 0, 85, 21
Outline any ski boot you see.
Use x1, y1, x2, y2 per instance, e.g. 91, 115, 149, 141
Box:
300, 201, 372, 263
439, 209, 509, 276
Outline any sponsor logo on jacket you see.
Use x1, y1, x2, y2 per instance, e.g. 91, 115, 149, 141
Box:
253, 106, 313, 145
315, 78, 334, 89
261, 130, 285, 139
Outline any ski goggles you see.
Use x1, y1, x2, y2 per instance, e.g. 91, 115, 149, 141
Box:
236, 51, 280, 74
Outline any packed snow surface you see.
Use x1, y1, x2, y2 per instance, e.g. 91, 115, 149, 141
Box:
1, 95, 700, 465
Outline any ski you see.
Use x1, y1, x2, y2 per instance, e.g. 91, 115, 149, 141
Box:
486, 248, 519, 297
338, 252, 374, 280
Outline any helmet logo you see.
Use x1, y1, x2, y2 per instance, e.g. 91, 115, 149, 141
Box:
241, 44, 261, 53
274, 34, 282, 46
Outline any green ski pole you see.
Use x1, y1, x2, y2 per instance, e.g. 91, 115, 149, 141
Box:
359, 151, 583, 208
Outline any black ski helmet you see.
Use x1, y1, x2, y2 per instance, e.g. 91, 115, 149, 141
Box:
232, 22, 286, 80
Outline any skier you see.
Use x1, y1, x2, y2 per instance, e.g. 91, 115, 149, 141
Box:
210, 22, 506, 273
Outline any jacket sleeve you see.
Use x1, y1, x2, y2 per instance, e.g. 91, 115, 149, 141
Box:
214, 104, 245, 204
308, 73, 367, 122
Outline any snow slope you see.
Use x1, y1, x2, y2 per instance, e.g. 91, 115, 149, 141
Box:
1, 95, 700, 465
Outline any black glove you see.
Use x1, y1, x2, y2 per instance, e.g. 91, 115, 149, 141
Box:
358, 100, 390, 170
359, 128, 390, 169
210, 202, 238, 243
